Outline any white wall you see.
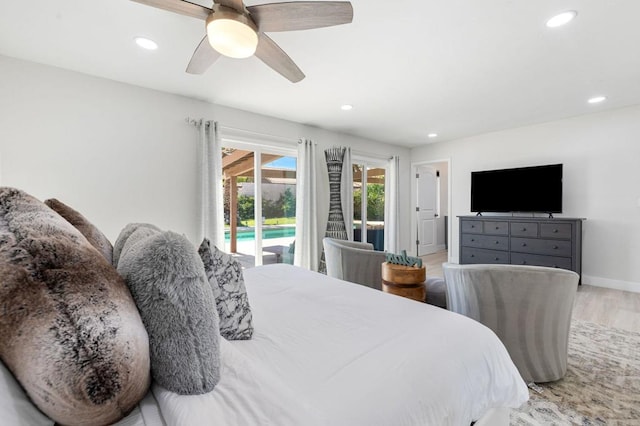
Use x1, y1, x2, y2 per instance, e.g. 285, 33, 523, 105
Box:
411, 105, 640, 292
0, 55, 411, 255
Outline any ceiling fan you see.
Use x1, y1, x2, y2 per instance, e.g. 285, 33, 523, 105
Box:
131, 0, 354, 83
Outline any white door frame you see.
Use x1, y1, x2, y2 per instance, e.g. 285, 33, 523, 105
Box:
410, 158, 454, 262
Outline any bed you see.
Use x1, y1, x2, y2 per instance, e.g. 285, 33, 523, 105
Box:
0, 187, 528, 426
172, 263, 531, 424
2, 263, 528, 425
159, 263, 530, 425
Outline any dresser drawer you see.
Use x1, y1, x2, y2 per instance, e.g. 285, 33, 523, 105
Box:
461, 247, 510, 264
458, 216, 583, 280
510, 222, 538, 237
510, 253, 572, 270
511, 237, 572, 257
462, 234, 509, 251
482, 221, 509, 235
461, 220, 483, 234
540, 223, 572, 239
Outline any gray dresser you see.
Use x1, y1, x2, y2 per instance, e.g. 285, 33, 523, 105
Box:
458, 216, 584, 279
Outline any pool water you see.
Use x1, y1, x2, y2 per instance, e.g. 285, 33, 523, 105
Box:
225, 227, 296, 241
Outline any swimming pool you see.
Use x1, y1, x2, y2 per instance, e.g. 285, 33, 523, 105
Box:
225, 227, 296, 241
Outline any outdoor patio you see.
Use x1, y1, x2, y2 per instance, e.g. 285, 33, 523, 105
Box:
224, 234, 295, 269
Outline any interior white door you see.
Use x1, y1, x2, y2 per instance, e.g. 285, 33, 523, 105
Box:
417, 166, 438, 256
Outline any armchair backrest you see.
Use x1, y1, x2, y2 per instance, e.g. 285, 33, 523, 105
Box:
443, 263, 579, 383
322, 238, 386, 290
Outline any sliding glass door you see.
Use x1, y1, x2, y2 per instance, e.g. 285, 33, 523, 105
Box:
222, 145, 297, 268
352, 161, 386, 251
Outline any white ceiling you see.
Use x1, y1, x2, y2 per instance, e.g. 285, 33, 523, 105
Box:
1, 0, 639, 147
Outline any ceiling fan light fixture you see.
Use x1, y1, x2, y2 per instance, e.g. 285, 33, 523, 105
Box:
206, 8, 258, 59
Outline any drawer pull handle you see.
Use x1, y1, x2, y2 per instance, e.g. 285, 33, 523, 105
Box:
521, 228, 527, 232
494, 257, 499, 261
522, 261, 527, 265
471, 225, 475, 228
553, 229, 558, 233
522, 243, 527, 247
495, 241, 499, 244
495, 226, 500, 230
471, 238, 475, 242
553, 245, 558, 249
553, 265, 558, 268
470, 254, 475, 258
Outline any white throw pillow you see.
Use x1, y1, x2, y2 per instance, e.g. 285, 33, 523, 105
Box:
198, 239, 254, 340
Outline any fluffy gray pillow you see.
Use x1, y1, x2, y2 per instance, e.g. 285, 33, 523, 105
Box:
0, 188, 150, 426
112, 222, 161, 267
198, 239, 254, 340
44, 197, 114, 264
116, 225, 221, 395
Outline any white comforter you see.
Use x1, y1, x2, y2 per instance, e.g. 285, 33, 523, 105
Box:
154, 264, 528, 425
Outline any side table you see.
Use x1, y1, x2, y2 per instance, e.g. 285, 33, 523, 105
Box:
381, 262, 426, 302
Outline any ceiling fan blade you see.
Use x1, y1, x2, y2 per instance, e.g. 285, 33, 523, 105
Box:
255, 33, 305, 83
186, 36, 222, 74
130, 0, 211, 20
213, 0, 245, 11
248, 1, 353, 32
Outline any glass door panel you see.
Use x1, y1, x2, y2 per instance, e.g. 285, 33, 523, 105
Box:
222, 145, 298, 268
353, 164, 364, 242
261, 155, 297, 265
222, 148, 255, 268
351, 161, 387, 251
366, 167, 385, 251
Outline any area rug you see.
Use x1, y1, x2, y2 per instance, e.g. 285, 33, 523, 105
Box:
510, 320, 640, 425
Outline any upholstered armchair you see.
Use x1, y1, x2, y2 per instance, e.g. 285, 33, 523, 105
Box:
323, 238, 386, 290
442, 263, 579, 383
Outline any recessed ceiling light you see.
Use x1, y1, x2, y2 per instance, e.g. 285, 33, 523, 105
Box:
341, 104, 353, 111
428, 133, 438, 138
134, 37, 158, 50
587, 96, 607, 104
546, 11, 577, 28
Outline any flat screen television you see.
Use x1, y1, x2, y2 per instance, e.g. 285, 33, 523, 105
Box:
471, 164, 563, 214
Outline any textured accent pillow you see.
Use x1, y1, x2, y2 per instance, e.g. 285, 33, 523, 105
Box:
198, 239, 254, 340
44, 197, 113, 264
0, 187, 150, 426
116, 225, 221, 395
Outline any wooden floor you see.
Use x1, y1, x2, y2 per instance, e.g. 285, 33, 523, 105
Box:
421, 250, 448, 279
572, 285, 640, 333
421, 250, 640, 333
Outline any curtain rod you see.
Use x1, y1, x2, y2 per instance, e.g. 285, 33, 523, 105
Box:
185, 117, 203, 127
184, 118, 299, 145
218, 125, 299, 145
352, 149, 395, 161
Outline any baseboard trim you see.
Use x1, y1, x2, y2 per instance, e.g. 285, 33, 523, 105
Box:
582, 275, 640, 293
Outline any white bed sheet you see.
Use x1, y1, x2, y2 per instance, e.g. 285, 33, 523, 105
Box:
155, 264, 528, 426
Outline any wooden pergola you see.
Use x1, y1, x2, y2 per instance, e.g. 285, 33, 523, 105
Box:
352, 166, 386, 185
